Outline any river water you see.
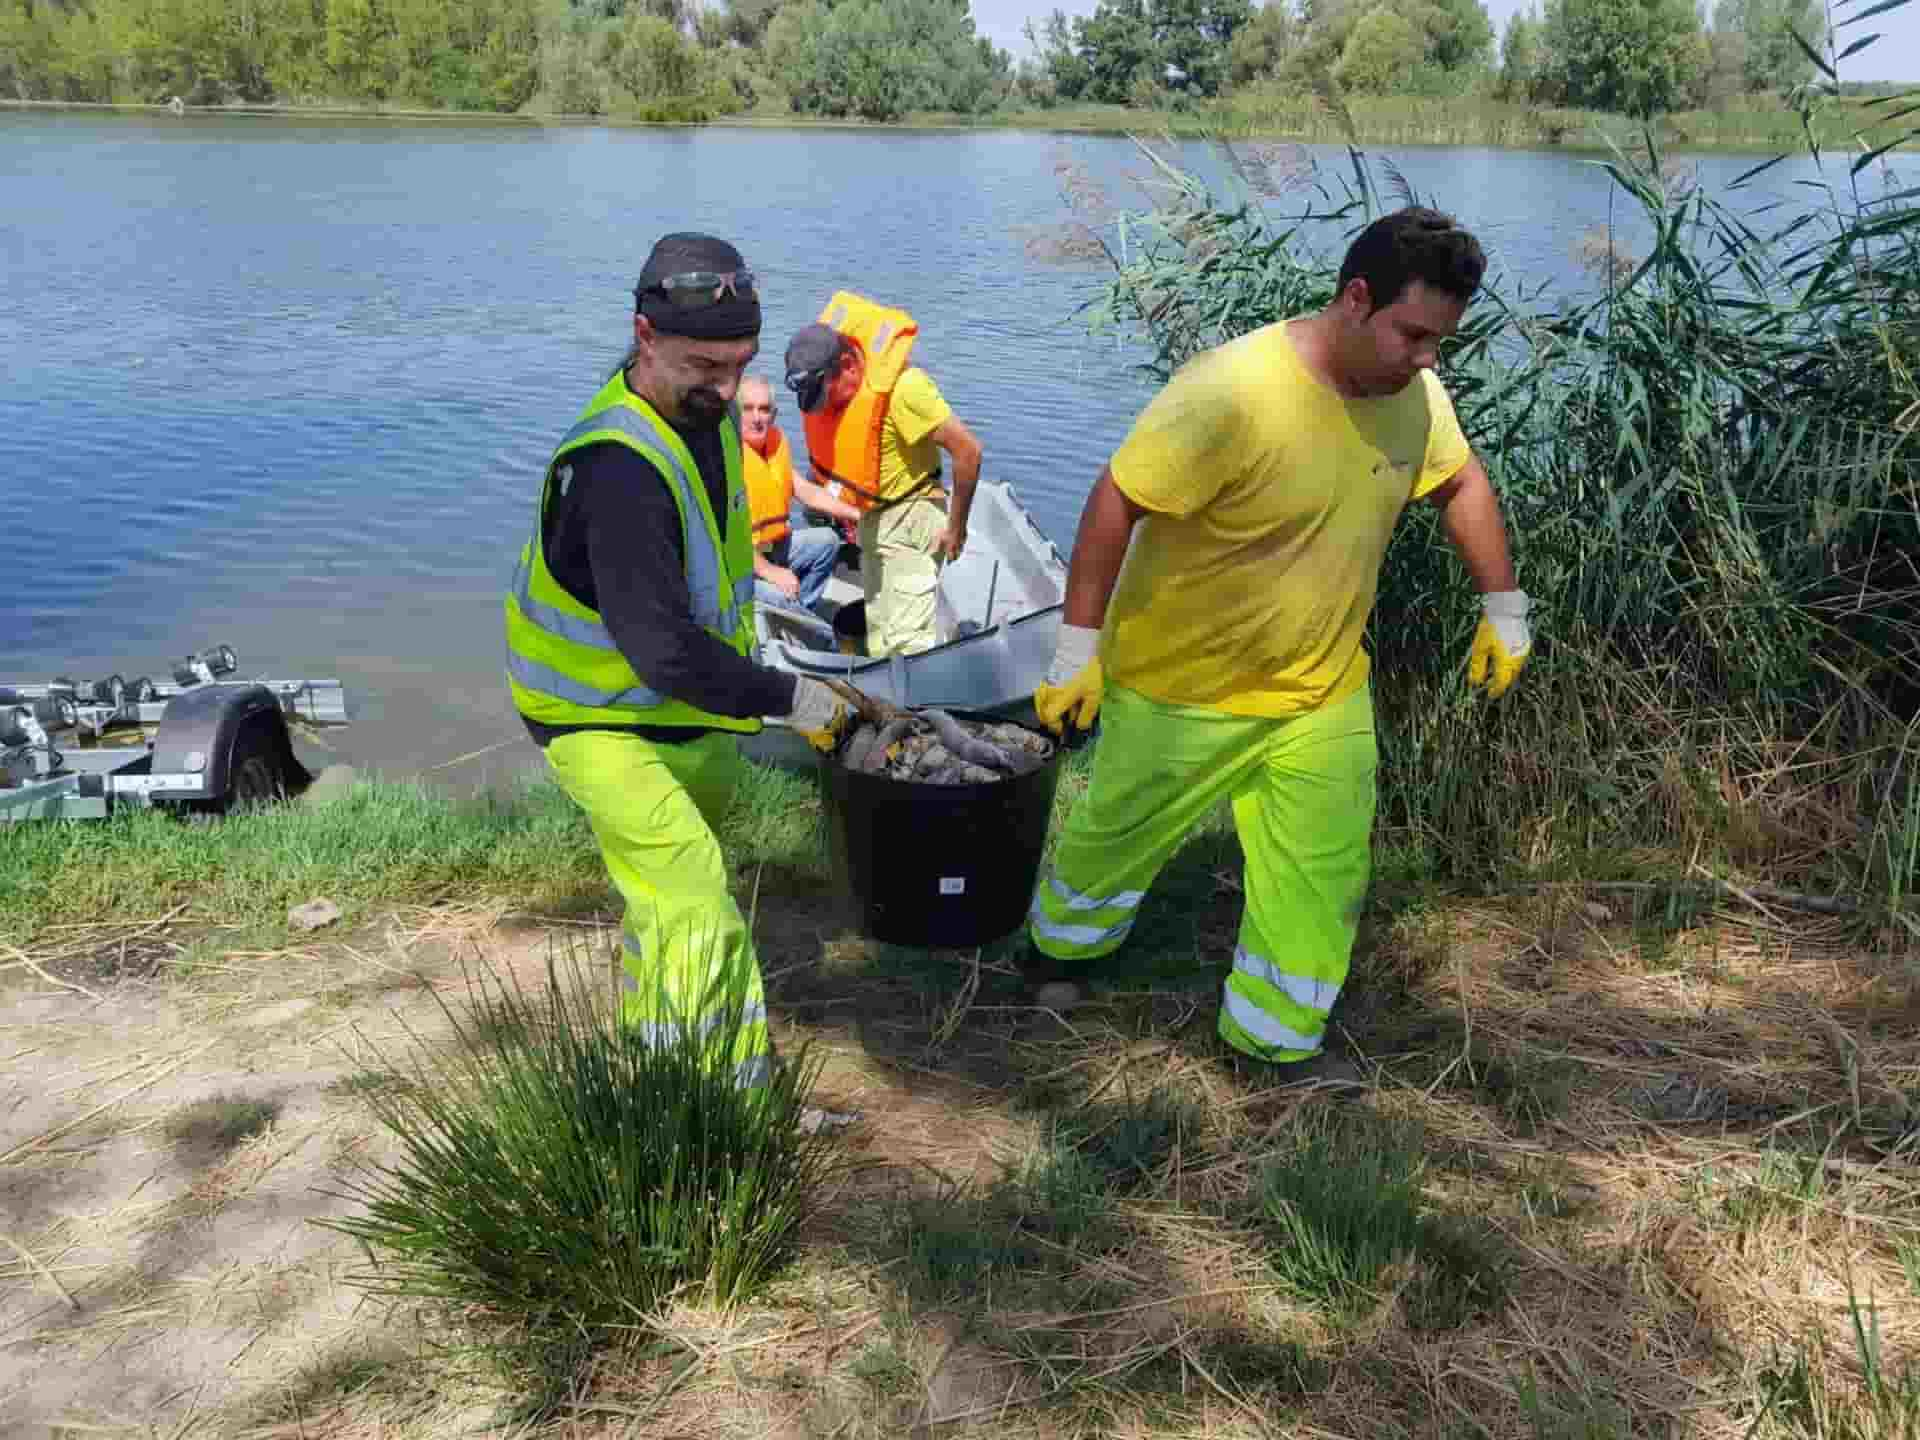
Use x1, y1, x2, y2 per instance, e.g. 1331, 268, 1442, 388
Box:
0, 112, 1858, 782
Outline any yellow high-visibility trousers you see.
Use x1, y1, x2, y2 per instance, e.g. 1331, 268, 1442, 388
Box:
1029, 682, 1377, 1063
544, 728, 770, 1087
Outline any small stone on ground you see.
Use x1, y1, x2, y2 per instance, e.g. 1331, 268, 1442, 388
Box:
288, 897, 342, 932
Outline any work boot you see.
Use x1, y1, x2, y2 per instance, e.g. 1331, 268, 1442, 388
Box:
1018, 942, 1087, 1011
1223, 1045, 1368, 1093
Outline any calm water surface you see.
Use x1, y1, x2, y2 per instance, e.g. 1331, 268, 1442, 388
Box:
0, 114, 1857, 780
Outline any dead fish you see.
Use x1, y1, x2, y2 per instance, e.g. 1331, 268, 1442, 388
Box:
920, 708, 1011, 770
863, 715, 915, 774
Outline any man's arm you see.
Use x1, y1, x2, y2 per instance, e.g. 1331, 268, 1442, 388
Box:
752, 546, 800, 600
1062, 466, 1149, 628
930, 415, 984, 562
1426, 453, 1518, 593
576, 447, 797, 719
793, 472, 863, 526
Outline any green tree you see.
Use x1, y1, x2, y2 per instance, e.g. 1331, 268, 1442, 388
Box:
1281, 0, 1493, 95
1497, 7, 1541, 98
1540, 0, 1706, 113
1226, 0, 1291, 87
327, 0, 399, 96
1334, 4, 1425, 92
721, 0, 782, 46
603, 7, 722, 117
1413, 0, 1492, 69
1713, 0, 1819, 92
1155, 0, 1252, 95
1074, 0, 1156, 103
1024, 7, 1091, 99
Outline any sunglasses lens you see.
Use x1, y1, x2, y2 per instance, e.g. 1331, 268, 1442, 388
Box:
661, 284, 715, 308
654, 270, 757, 308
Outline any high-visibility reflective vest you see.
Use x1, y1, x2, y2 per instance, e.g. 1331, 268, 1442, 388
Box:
504, 367, 760, 734
743, 428, 794, 547
801, 291, 927, 512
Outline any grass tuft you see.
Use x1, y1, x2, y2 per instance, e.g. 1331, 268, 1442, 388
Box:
318, 936, 831, 1349
1257, 1107, 1502, 1324
165, 1092, 280, 1153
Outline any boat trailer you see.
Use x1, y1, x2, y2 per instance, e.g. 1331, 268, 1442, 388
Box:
0, 645, 350, 823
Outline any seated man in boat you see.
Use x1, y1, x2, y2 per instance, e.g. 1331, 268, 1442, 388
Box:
783, 295, 984, 657
740, 373, 859, 617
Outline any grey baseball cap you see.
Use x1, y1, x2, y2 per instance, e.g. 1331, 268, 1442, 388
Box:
783, 323, 844, 413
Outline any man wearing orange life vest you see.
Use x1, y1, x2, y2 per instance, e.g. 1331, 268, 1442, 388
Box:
783, 293, 983, 657
739, 374, 858, 616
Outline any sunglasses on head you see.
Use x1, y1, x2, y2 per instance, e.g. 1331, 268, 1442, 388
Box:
639, 268, 759, 310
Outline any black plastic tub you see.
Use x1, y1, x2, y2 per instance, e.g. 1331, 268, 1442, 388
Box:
820, 713, 1062, 948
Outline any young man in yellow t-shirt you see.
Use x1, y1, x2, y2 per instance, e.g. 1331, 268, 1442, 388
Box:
1028, 207, 1533, 1083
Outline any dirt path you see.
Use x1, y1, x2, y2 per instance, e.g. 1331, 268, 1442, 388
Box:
0, 907, 549, 1435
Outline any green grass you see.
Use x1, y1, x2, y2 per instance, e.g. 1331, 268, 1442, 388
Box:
318, 940, 833, 1355
1256, 1107, 1503, 1325
891, 1142, 1122, 1307
0, 763, 826, 944
164, 1092, 280, 1153
1048, 1086, 1203, 1194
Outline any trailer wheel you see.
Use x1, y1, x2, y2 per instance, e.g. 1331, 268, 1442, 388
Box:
226, 719, 296, 811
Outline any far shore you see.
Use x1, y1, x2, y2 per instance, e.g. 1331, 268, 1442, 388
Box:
5, 93, 1910, 155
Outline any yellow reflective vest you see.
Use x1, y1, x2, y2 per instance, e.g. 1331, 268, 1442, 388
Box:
503, 367, 760, 734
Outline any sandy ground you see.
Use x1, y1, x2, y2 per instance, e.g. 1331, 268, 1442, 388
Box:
0, 907, 553, 1437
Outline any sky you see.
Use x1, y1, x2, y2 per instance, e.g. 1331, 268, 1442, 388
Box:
968, 0, 1920, 84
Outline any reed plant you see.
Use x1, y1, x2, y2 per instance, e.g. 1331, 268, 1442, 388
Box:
1066, 17, 1920, 917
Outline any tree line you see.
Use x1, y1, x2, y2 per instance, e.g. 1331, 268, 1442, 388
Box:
0, 0, 1833, 122
1018, 0, 1825, 115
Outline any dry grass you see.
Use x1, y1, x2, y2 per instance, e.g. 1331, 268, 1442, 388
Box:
3, 870, 1918, 1439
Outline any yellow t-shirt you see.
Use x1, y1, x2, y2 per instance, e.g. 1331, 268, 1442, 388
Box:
877, 366, 952, 501
1103, 319, 1471, 717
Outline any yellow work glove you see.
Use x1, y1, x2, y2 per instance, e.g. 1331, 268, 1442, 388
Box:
1034, 623, 1104, 743
786, 677, 851, 754
1467, 589, 1533, 700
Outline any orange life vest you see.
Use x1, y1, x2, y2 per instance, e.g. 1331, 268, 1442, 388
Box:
801, 291, 923, 513
743, 427, 793, 547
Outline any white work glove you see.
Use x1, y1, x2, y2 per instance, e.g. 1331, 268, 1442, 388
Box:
1035, 623, 1104, 740
1467, 589, 1532, 700
785, 675, 840, 730
1045, 623, 1101, 686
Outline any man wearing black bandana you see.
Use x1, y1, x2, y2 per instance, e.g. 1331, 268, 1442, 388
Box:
503, 232, 855, 1086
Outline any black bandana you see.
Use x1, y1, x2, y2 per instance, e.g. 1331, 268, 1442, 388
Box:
634, 231, 761, 341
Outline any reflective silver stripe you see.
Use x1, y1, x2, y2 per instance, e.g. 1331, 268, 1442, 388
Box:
1048, 872, 1146, 915
1221, 986, 1322, 1054
509, 548, 621, 651
628, 1000, 769, 1049
825, 302, 848, 327
506, 647, 665, 709
734, 1054, 772, 1089
557, 404, 725, 632
1028, 892, 1133, 949
1232, 944, 1340, 1015
870, 321, 894, 353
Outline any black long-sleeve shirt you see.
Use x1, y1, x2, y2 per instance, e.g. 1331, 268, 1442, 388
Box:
520, 424, 797, 747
